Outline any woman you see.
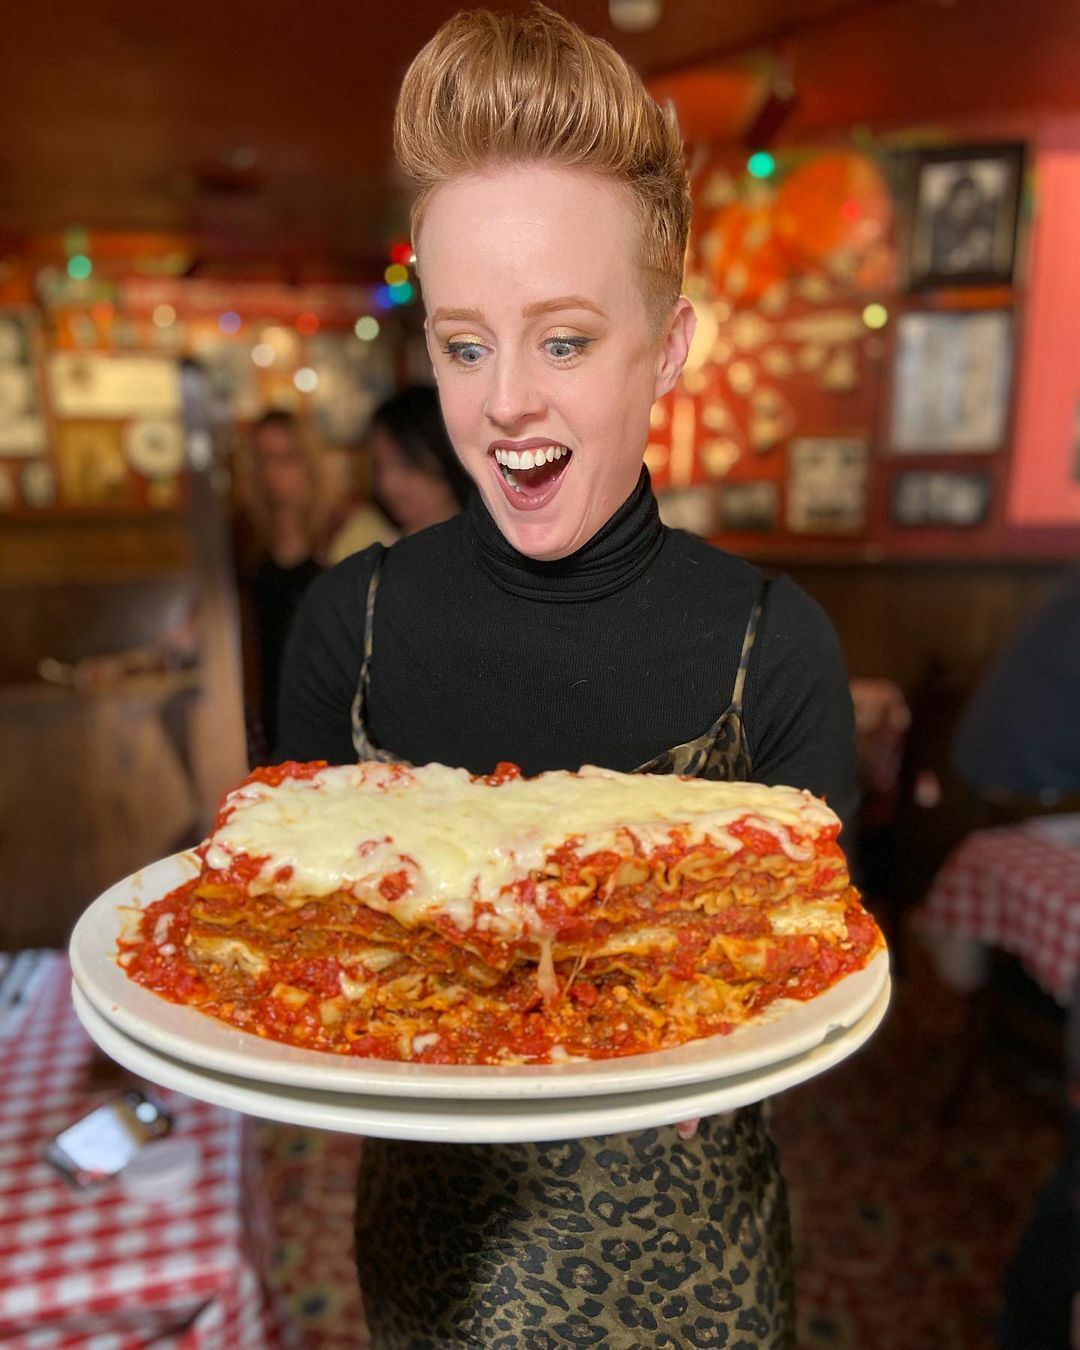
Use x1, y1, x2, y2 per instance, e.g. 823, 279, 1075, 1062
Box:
325, 385, 472, 563
278, 9, 857, 1345
236, 409, 326, 757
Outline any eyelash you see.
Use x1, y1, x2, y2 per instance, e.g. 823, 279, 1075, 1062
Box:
441, 336, 593, 368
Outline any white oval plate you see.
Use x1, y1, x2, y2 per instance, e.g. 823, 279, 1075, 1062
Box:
70, 850, 890, 1101
72, 979, 891, 1144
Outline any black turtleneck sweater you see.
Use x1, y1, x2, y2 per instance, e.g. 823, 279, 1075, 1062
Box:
277, 472, 858, 832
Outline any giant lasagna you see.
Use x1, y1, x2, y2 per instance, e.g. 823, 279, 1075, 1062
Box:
119, 760, 883, 1064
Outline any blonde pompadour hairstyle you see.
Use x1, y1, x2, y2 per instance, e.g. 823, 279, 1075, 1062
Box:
393, 4, 691, 324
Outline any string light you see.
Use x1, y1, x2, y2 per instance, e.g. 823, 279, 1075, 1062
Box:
293, 366, 318, 393
862, 303, 889, 330
374, 285, 394, 309
388, 281, 414, 305
152, 304, 176, 329
67, 254, 92, 280
251, 343, 275, 367
384, 264, 409, 286
354, 316, 380, 341
296, 311, 320, 336
389, 241, 413, 266
746, 152, 776, 179
218, 311, 241, 335
261, 325, 299, 360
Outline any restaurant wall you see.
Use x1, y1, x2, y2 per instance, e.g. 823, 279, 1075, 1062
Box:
1007, 118, 1080, 531
0, 233, 436, 945
644, 0, 1079, 713
642, 0, 1080, 892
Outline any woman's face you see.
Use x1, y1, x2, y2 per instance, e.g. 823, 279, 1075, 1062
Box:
369, 425, 458, 535
419, 164, 695, 560
254, 424, 310, 509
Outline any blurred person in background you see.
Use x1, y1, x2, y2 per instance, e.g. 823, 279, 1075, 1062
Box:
951, 573, 1080, 1349
325, 384, 472, 563
235, 409, 328, 760
952, 570, 1080, 803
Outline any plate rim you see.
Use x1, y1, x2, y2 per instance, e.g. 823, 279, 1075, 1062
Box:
70, 978, 892, 1144
70, 849, 890, 1100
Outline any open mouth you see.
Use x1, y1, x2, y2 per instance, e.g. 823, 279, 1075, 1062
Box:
491, 444, 573, 510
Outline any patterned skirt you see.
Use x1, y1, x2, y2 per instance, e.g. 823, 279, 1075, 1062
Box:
354, 1106, 794, 1349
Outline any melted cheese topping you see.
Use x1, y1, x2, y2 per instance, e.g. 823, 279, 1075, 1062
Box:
204, 763, 838, 938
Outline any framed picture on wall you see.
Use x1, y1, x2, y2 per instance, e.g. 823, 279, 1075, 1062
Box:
891, 470, 993, 528
907, 143, 1024, 290
786, 437, 869, 535
717, 480, 779, 533
656, 486, 719, 537
0, 312, 47, 456
889, 310, 1012, 453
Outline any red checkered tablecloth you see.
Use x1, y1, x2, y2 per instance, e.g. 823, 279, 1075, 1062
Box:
0, 953, 300, 1348
915, 819, 1080, 1005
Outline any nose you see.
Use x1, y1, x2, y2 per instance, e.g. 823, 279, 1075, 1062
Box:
483, 346, 546, 429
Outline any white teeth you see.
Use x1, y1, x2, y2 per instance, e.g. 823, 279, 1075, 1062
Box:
493, 444, 570, 474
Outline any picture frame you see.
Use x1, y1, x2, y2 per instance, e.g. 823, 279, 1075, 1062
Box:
890, 470, 993, 528
717, 480, 779, 533
907, 143, 1024, 290
889, 310, 1012, 454
0, 311, 47, 457
786, 437, 869, 535
656, 485, 719, 538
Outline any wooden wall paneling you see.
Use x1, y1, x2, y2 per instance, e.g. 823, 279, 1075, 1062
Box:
0, 518, 193, 585
783, 561, 1071, 691
0, 577, 197, 684
0, 682, 197, 949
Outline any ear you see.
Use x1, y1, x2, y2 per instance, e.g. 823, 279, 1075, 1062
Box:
653, 297, 696, 401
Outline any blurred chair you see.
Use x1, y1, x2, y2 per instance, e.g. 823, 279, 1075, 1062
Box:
850, 677, 911, 962
851, 677, 910, 814
851, 663, 987, 971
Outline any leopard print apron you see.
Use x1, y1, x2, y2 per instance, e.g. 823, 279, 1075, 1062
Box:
351, 561, 793, 1348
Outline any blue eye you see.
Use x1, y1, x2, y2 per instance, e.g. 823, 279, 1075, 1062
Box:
545, 336, 591, 361
444, 341, 486, 366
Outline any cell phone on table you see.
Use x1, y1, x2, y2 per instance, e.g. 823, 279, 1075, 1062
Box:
45, 1090, 173, 1188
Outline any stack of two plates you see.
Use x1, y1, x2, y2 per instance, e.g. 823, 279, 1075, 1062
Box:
70, 853, 891, 1144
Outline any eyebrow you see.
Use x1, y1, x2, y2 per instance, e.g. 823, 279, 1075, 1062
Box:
430, 296, 607, 324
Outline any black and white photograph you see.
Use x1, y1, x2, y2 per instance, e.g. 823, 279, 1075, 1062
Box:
655, 484, 719, 536
718, 479, 779, 532
0, 312, 46, 456
891, 469, 993, 527
907, 144, 1023, 289
786, 437, 869, 534
889, 310, 1013, 453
